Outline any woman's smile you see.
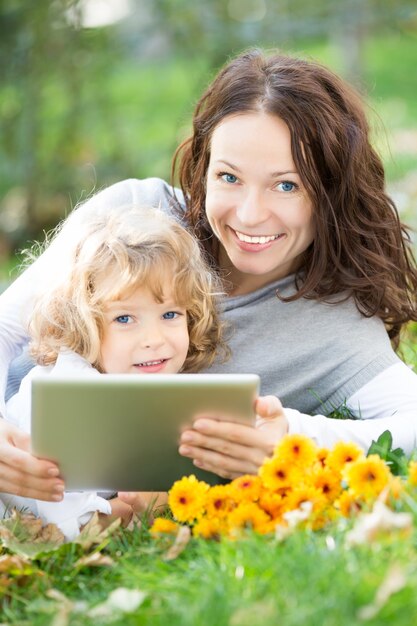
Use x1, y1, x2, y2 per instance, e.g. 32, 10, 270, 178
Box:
232, 227, 285, 248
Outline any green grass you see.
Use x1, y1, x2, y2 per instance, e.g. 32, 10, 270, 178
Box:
2, 520, 417, 625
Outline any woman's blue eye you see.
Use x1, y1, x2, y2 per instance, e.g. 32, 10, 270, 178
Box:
115, 315, 132, 324
163, 311, 178, 320
221, 173, 238, 184
278, 181, 296, 192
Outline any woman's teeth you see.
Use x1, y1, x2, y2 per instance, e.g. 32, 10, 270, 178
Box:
235, 230, 280, 244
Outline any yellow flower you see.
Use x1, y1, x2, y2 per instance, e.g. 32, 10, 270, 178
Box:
408, 461, 417, 486
343, 455, 391, 501
284, 485, 326, 516
311, 466, 342, 502
335, 490, 364, 517
387, 475, 404, 500
205, 484, 235, 519
273, 434, 317, 468
192, 517, 223, 539
227, 502, 270, 534
316, 448, 329, 467
230, 475, 262, 502
168, 475, 209, 523
150, 517, 180, 536
259, 456, 302, 491
258, 492, 285, 520
326, 441, 364, 473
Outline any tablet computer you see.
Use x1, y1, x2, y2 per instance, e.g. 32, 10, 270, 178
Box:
31, 373, 260, 491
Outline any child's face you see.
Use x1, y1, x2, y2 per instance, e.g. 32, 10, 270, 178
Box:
99, 285, 190, 374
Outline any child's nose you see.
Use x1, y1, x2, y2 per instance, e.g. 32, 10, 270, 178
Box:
139, 323, 165, 349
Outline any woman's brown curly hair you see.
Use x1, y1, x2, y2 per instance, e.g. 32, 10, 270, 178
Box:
173, 49, 417, 346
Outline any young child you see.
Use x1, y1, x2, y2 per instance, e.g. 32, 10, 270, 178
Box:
2, 202, 225, 539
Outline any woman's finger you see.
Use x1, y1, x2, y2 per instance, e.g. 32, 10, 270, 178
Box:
179, 438, 266, 474
190, 446, 261, 479
185, 418, 277, 456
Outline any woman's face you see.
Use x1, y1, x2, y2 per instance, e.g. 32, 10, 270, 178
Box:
205, 112, 315, 295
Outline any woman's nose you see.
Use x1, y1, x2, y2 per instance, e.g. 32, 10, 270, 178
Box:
236, 188, 270, 226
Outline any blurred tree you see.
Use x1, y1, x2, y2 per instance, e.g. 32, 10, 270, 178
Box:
0, 0, 122, 245
0, 0, 416, 257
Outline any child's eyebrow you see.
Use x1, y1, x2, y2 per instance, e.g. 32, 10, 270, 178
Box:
104, 301, 135, 311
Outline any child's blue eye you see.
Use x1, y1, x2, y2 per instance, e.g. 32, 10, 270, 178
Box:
221, 173, 238, 184
115, 315, 132, 324
163, 311, 179, 320
277, 181, 296, 192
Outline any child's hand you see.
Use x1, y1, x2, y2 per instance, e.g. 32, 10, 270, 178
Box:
118, 491, 168, 518
99, 495, 134, 528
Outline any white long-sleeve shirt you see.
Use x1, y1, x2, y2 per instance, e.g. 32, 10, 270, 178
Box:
2, 351, 111, 541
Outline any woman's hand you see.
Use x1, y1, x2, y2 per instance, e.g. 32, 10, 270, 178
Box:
0, 419, 64, 501
178, 395, 288, 480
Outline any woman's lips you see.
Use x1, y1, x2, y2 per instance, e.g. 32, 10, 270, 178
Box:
231, 227, 285, 251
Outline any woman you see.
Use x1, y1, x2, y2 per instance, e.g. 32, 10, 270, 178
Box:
1, 49, 417, 498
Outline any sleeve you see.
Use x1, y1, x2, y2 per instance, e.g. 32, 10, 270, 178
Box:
285, 362, 417, 454
35, 492, 112, 542
0, 178, 175, 415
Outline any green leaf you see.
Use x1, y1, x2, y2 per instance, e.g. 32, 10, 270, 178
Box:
367, 430, 408, 476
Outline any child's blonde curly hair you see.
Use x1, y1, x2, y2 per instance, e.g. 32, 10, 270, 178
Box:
29, 204, 227, 373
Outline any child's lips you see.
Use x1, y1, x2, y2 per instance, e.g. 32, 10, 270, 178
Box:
132, 358, 170, 373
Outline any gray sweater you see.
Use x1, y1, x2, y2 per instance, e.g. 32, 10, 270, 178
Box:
74, 177, 398, 415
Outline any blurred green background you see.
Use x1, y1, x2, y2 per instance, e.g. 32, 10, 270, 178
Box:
1, 0, 417, 283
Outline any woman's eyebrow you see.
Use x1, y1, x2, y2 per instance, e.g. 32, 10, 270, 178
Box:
213, 159, 298, 178
213, 159, 242, 172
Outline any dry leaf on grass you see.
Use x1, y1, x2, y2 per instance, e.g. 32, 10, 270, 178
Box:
163, 524, 191, 561
0, 510, 65, 558
0, 553, 44, 592
357, 564, 407, 620
346, 501, 412, 546
43, 587, 145, 624
74, 552, 114, 569
45, 589, 88, 626
74, 512, 121, 550
87, 587, 146, 618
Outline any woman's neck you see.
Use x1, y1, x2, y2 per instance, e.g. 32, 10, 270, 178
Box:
218, 246, 295, 297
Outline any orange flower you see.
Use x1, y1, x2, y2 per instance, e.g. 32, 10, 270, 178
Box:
205, 484, 235, 519
326, 441, 364, 473
150, 517, 179, 536
387, 475, 404, 500
227, 502, 270, 534
284, 485, 326, 516
168, 475, 209, 523
311, 466, 342, 502
259, 456, 302, 491
230, 475, 262, 502
258, 492, 285, 520
192, 517, 223, 539
273, 434, 317, 468
343, 455, 391, 501
408, 461, 417, 487
316, 448, 329, 467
